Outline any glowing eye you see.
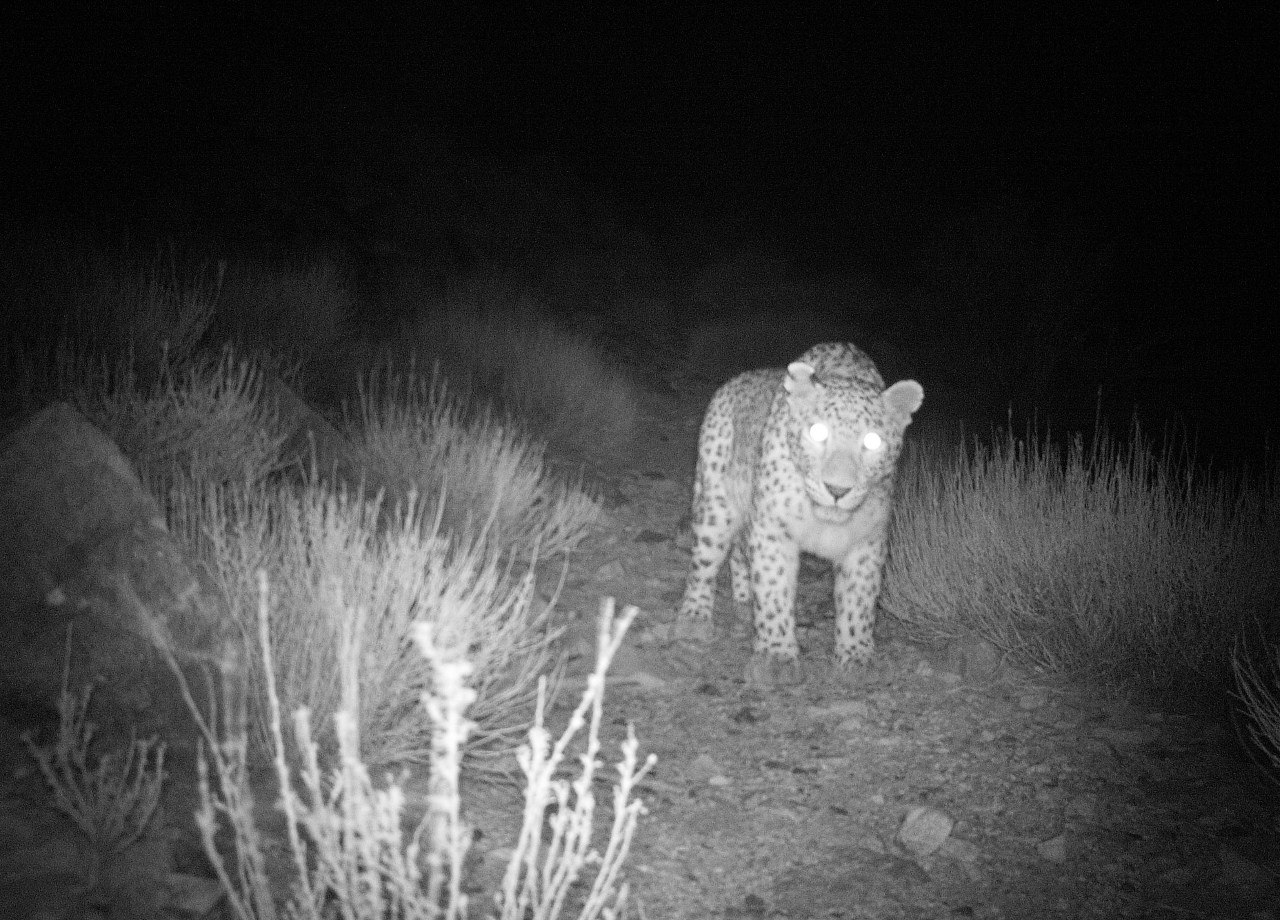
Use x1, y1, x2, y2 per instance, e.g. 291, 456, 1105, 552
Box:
862, 431, 883, 451
808, 422, 830, 443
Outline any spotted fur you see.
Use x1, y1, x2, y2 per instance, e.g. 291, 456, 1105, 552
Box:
675, 342, 923, 687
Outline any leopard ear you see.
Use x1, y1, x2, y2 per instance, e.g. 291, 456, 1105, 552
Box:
882, 380, 924, 419
784, 361, 817, 397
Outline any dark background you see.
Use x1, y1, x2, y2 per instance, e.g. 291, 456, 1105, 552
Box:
3, 5, 1276, 464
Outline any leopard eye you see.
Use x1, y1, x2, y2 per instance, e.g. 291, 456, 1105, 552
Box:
808, 422, 830, 444
861, 430, 883, 451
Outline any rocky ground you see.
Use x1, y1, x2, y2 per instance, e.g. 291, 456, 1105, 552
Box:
1, 359, 1277, 919
506, 382, 1280, 920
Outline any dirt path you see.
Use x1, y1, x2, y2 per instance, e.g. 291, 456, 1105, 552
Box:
532, 379, 1280, 920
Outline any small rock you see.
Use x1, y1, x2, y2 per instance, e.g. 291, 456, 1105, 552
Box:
853, 834, 886, 855
1066, 794, 1100, 823
166, 872, 226, 917
897, 806, 954, 857
1018, 689, 1050, 710
1036, 834, 1068, 864
688, 753, 730, 785
594, 560, 627, 581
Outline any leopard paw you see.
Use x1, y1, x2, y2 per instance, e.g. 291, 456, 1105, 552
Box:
744, 651, 804, 689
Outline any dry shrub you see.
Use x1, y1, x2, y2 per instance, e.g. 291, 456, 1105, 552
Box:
1232, 639, 1280, 780
47, 245, 220, 371
352, 360, 601, 557
180, 577, 651, 920
64, 345, 292, 490
3, 247, 221, 416
1, 340, 291, 495
884, 421, 1279, 693
168, 473, 560, 769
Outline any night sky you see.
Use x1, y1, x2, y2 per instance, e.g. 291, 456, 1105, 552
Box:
3, 6, 1276, 462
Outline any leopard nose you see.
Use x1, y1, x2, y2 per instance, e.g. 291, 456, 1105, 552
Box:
825, 483, 850, 501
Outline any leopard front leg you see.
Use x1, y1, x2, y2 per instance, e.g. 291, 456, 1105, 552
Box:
675, 481, 739, 643
833, 539, 887, 669
728, 537, 754, 637
743, 521, 804, 688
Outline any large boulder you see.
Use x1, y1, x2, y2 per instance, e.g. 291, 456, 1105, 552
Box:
0, 402, 224, 736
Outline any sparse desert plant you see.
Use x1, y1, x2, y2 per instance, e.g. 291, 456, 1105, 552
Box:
182, 572, 652, 920
49, 244, 220, 372
9, 338, 294, 508
55, 343, 293, 491
3, 249, 223, 418
1232, 638, 1280, 779
486, 601, 653, 920
352, 360, 601, 557
23, 682, 167, 858
22, 675, 170, 916
884, 420, 1280, 692
167, 471, 562, 769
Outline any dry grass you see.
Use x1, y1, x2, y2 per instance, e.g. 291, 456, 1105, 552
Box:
64, 345, 292, 490
20, 675, 170, 916
167, 473, 561, 769
884, 420, 1280, 693
67, 248, 220, 368
1232, 640, 1280, 778
3, 336, 292, 498
23, 682, 166, 857
352, 360, 601, 558
36, 245, 220, 371
2, 247, 224, 420
5, 250, 349, 423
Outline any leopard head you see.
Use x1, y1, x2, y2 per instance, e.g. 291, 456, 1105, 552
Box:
784, 360, 923, 520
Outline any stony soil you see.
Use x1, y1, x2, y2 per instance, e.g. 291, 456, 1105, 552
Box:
2, 357, 1277, 919
510, 380, 1280, 920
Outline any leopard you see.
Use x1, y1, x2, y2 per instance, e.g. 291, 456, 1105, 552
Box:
675, 342, 923, 688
